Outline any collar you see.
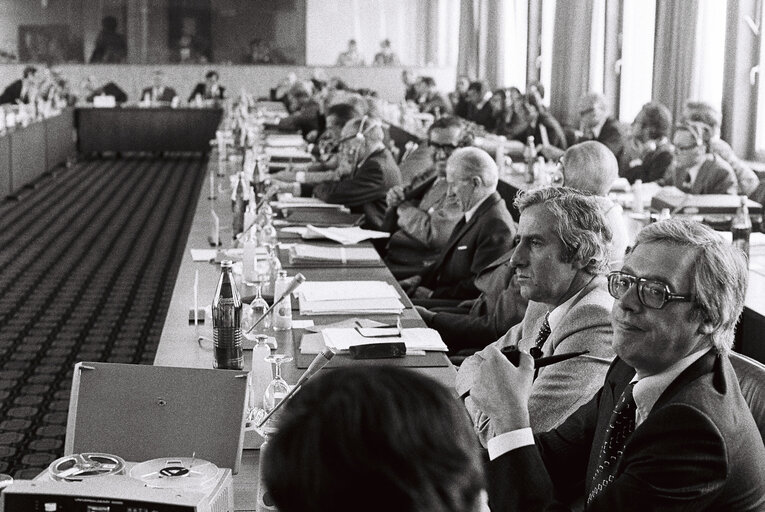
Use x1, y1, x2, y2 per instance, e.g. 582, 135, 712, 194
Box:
632, 348, 711, 426
464, 192, 492, 222
475, 91, 493, 110
546, 277, 594, 333
591, 117, 608, 139
684, 158, 706, 187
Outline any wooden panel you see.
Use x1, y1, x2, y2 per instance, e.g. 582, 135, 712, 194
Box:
0, 132, 10, 197
9, 121, 46, 193
44, 108, 75, 169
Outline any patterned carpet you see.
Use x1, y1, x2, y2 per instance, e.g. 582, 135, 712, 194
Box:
0, 156, 205, 478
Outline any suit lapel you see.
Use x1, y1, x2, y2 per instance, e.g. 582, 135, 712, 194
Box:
652, 349, 719, 411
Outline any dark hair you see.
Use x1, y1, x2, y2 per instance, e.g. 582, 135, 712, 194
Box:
427, 115, 473, 145
205, 70, 219, 80
327, 103, 361, 128
419, 76, 436, 88
102, 16, 118, 32
638, 102, 672, 140
684, 101, 722, 131
22, 66, 37, 79
467, 80, 486, 95
263, 366, 485, 512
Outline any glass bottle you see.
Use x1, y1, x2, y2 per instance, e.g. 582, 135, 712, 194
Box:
212, 260, 243, 370
732, 195, 752, 260
272, 270, 292, 331
524, 135, 537, 184
267, 246, 283, 293
632, 179, 644, 214
248, 335, 272, 423
242, 230, 260, 286
232, 172, 247, 238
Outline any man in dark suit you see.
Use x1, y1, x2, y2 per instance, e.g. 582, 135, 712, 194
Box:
414, 76, 452, 117
276, 81, 320, 136
141, 70, 178, 104
469, 218, 765, 511
0, 66, 37, 105
399, 147, 516, 302
188, 70, 225, 102
276, 116, 401, 231
465, 80, 495, 131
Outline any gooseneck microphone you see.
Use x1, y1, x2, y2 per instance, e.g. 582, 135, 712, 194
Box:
256, 348, 334, 428
245, 273, 305, 335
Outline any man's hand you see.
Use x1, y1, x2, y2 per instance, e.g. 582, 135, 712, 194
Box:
414, 305, 435, 323
412, 286, 433, 299
471, 345, 534, 433
386, 185, 406, 208
539, 144, 564, 162
398, 275, 422, 296
271, 169, 297, 182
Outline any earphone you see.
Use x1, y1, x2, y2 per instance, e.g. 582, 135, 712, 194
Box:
354, 115, 380, 140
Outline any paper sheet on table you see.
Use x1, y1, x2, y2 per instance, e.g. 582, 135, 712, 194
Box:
304, 318, 391, 333
272, 199, 345, 210
299, 281, 399, 302
300, 225, 389, 245
299, 297, 405, 315
290, 244, 379, 263
264, 148, 312, 160
321, 328, 447, 352
265, 134, 306, 147
191, 249, 218, 261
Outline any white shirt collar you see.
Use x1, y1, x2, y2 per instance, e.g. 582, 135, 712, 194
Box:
475, 91, 492, 110
546, 281, 588, 333
464, 193, 492, 223
591, 116, 608, 139
684, 159, 706, 187
632, 348, 711, 426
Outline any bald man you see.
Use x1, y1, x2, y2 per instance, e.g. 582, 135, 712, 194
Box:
400, 147, 516, 303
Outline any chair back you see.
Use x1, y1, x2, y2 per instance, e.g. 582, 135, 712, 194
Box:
730, 351, 765, 442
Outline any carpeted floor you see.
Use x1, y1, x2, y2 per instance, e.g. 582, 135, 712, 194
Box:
0, 156, 205, 479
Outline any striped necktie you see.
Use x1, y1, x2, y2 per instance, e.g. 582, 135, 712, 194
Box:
530, 312, 551, 359
587, 382, 637, 505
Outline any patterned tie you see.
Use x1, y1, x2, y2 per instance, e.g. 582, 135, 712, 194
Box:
530, 312, 551, 359
587, 382, 637, 505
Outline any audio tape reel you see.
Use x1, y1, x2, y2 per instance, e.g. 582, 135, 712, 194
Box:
1, 454, 234, 512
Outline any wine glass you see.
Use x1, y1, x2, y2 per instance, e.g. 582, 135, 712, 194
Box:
253, 354, 293, 435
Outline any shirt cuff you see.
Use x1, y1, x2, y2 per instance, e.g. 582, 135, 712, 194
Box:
487, 428, 534, 460
292, 182, 302, 196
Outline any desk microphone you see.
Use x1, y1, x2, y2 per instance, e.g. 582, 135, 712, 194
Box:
256, 348, 334, 428
459, 349, 589, 400
245, 273, 305, 335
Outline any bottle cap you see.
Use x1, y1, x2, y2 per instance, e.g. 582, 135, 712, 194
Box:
221, 259, 233, 268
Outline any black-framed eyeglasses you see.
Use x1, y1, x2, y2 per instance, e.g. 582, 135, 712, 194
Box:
674, 143, 700, 153
607, 271, 694, 310
429, 141, 459, 159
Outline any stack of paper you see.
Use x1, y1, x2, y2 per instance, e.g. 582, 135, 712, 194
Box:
264, 146, 313, 161
321, 328, 448, 352
298, 281, 405, 315
272, 197, 347, 210
288, 244, 380, 265
300, 225, 389, 245
265, 134, 306, 147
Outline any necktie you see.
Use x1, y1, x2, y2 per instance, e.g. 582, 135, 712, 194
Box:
530, 312, 551, 359
587, 382, 637, 505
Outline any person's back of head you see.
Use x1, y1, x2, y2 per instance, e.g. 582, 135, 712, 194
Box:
467, 80, 486, 97
326, 103, 361, 129
263, 366, 485, 512
427, 115, 472, 145
449, 147, 498, 191
562, 141, 618, 196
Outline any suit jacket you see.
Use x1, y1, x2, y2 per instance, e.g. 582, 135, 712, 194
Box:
277, 100, 320, 135
456, 275, 615, 443
488, 352, 765, 511
467, 101, 496, 131
0, 79, 24, 105
419, 193, 515, 300
430, 249, 527, 351
418, 91, 453, 116
621, 138, 674, 184
188, 83, 225, 102
670, 155, 738, 195
141, 86, 177, 103
581, 117, 624, 162
311, 147, 402, 230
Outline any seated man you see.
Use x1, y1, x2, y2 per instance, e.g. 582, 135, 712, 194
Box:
472, 219, 765, 511
141, 70, 178, 104
188, 70, 225, 102
419, 141, 627, 351
0, 65, 38, 105
465, 80, 495, 131
456, 187, 615, 440
414, 76, 452, 117
668, 122, 737, 195
263, 366, 486, 512
276, 116, 402, 230
382, 116, 469, 276
276, 81, 320, 136
682, 100, 760, 197
620, 101, 674, 184
399, 147, 516, 302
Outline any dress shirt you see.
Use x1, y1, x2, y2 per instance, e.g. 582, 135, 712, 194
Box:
589, 117, 608, 139
464, 193, 493, 223
683, 160, 705, 189
633, 347, 709, 425
488, 347, 712, 461
545, 286, 583, 339
475, 92, 492, 112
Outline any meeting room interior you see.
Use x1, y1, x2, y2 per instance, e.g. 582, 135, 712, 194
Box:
1, 0, 765, 511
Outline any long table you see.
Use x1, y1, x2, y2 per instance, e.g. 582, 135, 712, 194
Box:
0, 108, 75, 197
155, 155, 454, 510
76, 106, 222, 154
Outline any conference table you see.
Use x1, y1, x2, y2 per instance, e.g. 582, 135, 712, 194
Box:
76, 106, 223, 154
154, 153, 455, 510
0, 108, 75, 197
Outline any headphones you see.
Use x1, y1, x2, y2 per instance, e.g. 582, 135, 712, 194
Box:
354, 115, 380, 141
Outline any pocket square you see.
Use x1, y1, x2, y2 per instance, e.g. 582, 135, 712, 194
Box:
457, 245, 468, 250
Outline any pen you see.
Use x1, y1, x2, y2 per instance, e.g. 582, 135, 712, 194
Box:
459, 349, 589, 400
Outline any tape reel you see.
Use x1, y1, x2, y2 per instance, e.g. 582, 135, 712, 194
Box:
48, 453, 126, 482
130, 457, 219, 491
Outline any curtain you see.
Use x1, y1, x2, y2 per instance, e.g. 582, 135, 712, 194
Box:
549, 0, 595, 127
456, 0, 506, 88
722, 0, 760, 158
652, 0, 699, 127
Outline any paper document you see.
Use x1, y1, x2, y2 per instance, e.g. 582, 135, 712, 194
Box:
265, 134, 307, 147
299, 281, 399, 302
321, 328, 447, 352
301, 225, 389, 245
299, 297, 404, 315
191, 249, 217, 261
289, 244, 379, 264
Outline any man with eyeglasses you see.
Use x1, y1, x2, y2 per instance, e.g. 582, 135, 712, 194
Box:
455, 187, 615, 442
382, 116, 469, 277
398, 147, 515, 303
470, 218, 765, 511
668, 122, 738, 195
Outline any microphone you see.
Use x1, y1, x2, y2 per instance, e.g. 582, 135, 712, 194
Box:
245, 273, 305, 335
256, 348, 334, 428
459, 348, 589, 400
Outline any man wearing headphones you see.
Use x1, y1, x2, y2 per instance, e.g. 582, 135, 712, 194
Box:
277, 116, 402, 230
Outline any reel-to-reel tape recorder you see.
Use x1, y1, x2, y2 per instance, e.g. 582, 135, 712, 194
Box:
1, 452, 234, 512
